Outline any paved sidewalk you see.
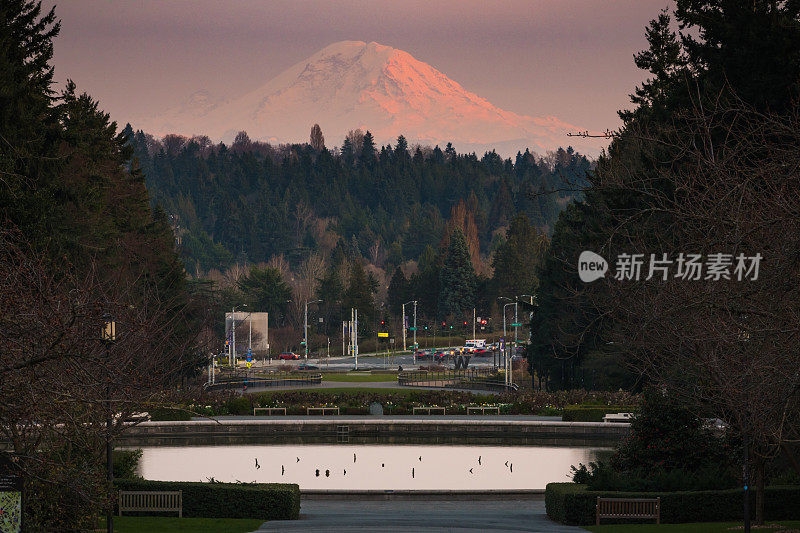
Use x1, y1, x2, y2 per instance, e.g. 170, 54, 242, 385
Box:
253, 499, 582, 532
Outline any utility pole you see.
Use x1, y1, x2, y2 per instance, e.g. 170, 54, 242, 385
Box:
472, 307, 476, 340
412, 300, 417, 361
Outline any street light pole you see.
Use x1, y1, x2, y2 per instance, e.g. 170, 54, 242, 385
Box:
304, 300, 323, 360
402, 302, 406, 352
500, 299, 515, 387
514, 301, 519, 348
102, 316, 116, 533
231, 304, 247, 368
413, 300, 417, 358
304, 301, 308, 360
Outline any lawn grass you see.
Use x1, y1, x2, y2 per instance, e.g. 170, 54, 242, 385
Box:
584, 520, 800, 532
301, 386, 418, 394
322, 373, 397, 382
104, 516, 264, 533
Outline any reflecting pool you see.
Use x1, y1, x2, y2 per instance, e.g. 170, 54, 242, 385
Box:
136, 444, 608, 490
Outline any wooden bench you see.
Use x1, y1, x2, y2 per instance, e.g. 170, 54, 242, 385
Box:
253, 407, 286, 416
307, 407, 339, 415
466, 406, 500, 415
596, 497, 660, 525
412, 406, 446, 415
119, 490, 182, 518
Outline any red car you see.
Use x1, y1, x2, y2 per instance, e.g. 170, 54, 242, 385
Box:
279, 352, 300, 360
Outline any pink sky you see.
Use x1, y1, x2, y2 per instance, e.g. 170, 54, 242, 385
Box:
47, 0, 669, 137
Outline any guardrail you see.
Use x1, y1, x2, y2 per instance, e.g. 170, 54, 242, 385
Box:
205, 372, 322, 391
398, 369, 517, 392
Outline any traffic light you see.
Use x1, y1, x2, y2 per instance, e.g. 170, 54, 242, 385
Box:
442, 322, 446, 326
463, 321, 467, 325
380, 321, 385, 326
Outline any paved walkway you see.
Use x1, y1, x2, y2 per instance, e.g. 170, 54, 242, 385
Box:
253, 499, 581, 532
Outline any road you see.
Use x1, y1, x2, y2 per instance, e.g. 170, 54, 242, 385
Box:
247, 350, 504, 371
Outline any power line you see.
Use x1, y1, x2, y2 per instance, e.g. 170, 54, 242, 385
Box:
566, 129, 619, 139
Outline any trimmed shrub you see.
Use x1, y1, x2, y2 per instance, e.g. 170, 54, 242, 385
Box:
115, 479, 300, 520
545, 483, 800, 525
571, 461, 737, 491
561, 405, 638, 422
113, 449, 142, 479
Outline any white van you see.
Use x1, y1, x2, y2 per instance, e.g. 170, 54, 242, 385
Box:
465, 339, 486, 350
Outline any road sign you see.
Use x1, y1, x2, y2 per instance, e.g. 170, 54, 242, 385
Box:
246, 361, 252, 368
378, 332, 389, 338
408, 327, 417, 331
511, 323, 523, 327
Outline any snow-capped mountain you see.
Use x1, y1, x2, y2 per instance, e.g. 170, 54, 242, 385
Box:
135, 41, 607, 156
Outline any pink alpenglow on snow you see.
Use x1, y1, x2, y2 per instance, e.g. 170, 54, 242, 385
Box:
135, 41, 608, 157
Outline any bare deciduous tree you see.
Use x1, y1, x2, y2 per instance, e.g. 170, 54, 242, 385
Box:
0, 229, 206, 530
590, 96, 800, 523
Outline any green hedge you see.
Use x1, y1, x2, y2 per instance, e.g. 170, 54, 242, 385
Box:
561, 405, 638, 422
115, 479, 300, 520
545, 483, 800, 525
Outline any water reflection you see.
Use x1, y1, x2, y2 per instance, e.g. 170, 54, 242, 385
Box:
136, 444, 607, 490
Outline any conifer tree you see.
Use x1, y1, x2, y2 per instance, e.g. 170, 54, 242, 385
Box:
360, 130, 376, 167
237, 265, 292, 319
387, 266, 408, 315
438, 227, 475, 318
491, 214, 547, 298
309, 123, 325, 151
342, 261, 375, 333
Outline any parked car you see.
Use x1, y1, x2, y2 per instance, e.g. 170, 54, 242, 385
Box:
473, 348, 491, 357
279, 352, 300, 360
297, 363, 319, 370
